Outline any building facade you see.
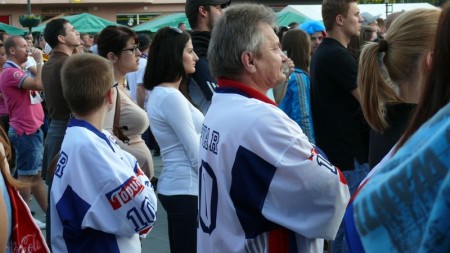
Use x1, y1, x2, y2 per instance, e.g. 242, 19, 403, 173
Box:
0, 0, 313, 29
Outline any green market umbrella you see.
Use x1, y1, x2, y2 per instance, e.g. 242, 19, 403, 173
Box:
132, 13, 190, 33
32, 13, 120, 34
0, 22, 27, 36
276, 6, 313, 27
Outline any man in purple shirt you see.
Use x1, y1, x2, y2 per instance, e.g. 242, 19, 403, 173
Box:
0, 35, 47, 220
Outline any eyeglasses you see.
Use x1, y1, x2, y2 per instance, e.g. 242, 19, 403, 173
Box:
112, 82, 118, 88
121, 44, 140, 54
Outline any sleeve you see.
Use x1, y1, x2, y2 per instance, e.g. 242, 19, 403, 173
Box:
263, 137, 349, 239
69, 143, 157, 237
160, 92, 201, 169
246, 114, 350, 240
190, 56, 216, 101
296, 73, 315, 143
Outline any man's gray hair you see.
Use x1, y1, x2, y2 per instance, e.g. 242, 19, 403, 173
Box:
208, 4, 277, 79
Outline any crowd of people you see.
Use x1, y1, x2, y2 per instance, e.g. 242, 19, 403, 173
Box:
0, 0, 449, 252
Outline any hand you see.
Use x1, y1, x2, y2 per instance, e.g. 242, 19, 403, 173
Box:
283, 58, 295, 79
30, 48, 43, 63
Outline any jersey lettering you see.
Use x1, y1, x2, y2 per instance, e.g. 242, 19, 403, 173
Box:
55, 151, 68, 178
199, 160, 218, 234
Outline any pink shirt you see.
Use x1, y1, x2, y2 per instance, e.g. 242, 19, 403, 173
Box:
0, 61, 44, 135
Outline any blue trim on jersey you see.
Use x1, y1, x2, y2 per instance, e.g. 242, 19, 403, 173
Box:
215, 87, 251, 99
67, 118, 115, 152
4, 60, 28, 89
230, 146, 279, 239
56, 185, 120, 253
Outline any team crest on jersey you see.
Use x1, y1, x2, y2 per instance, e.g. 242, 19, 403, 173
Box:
54, 151, 68, 178
105, 176, 144, 210
13, 71, 23, 80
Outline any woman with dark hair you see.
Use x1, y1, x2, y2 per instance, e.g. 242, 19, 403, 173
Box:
97, 25, 154, 180
144, 27, 202, 253
353, 3, 450, 252
279, 29, 315, 143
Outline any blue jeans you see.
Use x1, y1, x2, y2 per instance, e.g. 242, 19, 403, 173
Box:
332, 159, 369, 253
8, 127, 44, 176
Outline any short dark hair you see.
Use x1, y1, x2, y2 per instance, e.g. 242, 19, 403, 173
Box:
0, 31, 8, 42
44, 19, 69, 48
322, 0, 357, 31
97, 26, 138, 58
137, 33, 151, 51
143, 27, 191, 90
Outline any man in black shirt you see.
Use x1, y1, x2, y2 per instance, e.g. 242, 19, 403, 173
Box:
310, 0, 368, 252
185, 0, 231, 114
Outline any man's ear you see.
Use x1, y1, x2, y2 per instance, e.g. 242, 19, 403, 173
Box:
336, 14, 344, 26
199, 6, 208, 18
9, 47, 15, 56
57, 34, 65, 44
241, 51, 257, 74
107, 52, 118, 64
105, 87, 115, 112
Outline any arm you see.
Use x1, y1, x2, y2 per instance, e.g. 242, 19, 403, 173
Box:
162, 92, 203, 169
297, 73, 316, 143
136, 85, 146, 109
273, 58, 294, 104
21, 49, 43, 91
272, 79, 288, 104
232, 119, 349, 240
57, 141, 157, 237
264, 139, 349, 239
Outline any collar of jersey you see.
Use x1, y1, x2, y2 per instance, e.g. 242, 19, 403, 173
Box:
216, 78, 278, 106
67, 118, 115, 152
4, 60, 22, 70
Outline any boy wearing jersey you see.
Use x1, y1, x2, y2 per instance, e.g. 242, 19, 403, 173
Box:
50, 54, 157, 252
199, 4, 350, 253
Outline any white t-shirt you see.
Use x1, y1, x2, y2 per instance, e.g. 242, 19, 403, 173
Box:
147, 86, 204, 196
51, 118, 157, 253
126, 57, 147, 103
198, 88, 350, 252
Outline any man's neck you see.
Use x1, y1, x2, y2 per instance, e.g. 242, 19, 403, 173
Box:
53, 44, 75, 56
326, 30, 351, 48
7, 58, 24, 67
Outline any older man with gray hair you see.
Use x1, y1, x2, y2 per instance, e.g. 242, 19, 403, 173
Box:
198, 3, 350, 253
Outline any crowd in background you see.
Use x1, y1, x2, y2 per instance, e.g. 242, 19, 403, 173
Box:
0, 0, 449, 252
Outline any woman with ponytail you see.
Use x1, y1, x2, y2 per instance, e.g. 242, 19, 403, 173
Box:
357, 8, 440, 168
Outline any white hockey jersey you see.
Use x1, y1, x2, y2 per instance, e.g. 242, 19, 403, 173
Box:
51, 118, 157, 253
197, 79, 350, 253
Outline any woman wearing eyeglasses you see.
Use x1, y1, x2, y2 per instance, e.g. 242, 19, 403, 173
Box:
97, 26, 155, 181
143, 27, 202, 253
